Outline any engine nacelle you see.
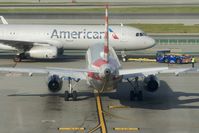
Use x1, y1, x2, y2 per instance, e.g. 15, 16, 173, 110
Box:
143, 75, 160, 92
27, 46, 58, 59
47, 75, 63, 92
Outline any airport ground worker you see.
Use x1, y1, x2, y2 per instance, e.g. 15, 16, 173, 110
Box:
191, 56, 195, 68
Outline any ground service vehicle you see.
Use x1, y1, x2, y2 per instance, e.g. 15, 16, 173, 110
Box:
156, 50, 192, 64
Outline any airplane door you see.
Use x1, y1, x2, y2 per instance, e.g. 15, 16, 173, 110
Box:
120, 24, 127, 42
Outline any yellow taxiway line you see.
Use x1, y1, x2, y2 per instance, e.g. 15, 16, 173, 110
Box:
128, 58, 156, 62
113, 127, 140, 131
58, 127, 85, 132
96, 94, 107, 133
108, 105, 129, 109
89, 93, 107, 133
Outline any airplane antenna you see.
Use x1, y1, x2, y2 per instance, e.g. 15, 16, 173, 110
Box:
104, 5, 109, 62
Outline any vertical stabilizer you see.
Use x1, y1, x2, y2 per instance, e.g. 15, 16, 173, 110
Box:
103, 5, 109, 63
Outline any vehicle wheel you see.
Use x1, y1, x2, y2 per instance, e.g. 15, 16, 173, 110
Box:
72, 91, 77, 101
137, 91, 143, 101
122, 57, 127, 62
64, 91, 69, 101
130, 91, 135, 101
176, 59, 181, 64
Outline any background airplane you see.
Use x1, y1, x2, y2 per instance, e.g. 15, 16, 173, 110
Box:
0, 6, 194, 101
0, 15, 155, 62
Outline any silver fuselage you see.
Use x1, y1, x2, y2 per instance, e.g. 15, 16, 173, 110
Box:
0, 25, 155, 51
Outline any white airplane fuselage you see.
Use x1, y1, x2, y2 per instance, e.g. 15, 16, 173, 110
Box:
0, 25, 155, 51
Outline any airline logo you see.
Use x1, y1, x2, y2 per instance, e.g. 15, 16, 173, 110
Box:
50, 28, 119, 40
108, 28, 119, 39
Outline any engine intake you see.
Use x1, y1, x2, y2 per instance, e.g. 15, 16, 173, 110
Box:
47, 75, 63, 92
144, 75, 160, 92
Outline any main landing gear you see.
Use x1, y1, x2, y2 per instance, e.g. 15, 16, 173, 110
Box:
14, 53, 26, 62
121, 51, 128, 62
64, 77, 80, 101
127, 77, 143, 101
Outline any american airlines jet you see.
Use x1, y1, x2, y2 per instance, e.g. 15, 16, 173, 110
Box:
0, 6, 193, 101
0, 16, 155, 62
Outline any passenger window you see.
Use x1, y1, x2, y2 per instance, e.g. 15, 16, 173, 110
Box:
140, 33, 143, 36
136, 33, 139, 36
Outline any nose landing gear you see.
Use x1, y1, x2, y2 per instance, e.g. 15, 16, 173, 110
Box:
13, 53, 26, 62
121, 51, 128, 62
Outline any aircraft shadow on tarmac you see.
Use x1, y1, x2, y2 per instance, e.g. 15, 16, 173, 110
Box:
7, 80, 199, 110
8, 91, 94, 101
102, 80, 199, 110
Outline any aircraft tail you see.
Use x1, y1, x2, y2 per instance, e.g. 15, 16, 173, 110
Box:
103, 5, 109, 63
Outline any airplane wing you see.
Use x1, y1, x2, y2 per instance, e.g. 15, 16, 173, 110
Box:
0, 67, 98, 80
119, 67, 196, 79
0, 40, 34, 50
0, 39, 53, 51
0, 66, 196, 80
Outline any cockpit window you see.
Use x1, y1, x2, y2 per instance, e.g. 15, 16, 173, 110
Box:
136, 32, 146, 37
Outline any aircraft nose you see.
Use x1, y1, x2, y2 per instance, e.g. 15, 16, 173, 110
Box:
146, 37, 156, 48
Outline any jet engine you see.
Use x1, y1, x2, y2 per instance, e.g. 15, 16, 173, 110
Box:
27, 46, 58, 59
47, 75, 63, 92
143, 75, 160, 92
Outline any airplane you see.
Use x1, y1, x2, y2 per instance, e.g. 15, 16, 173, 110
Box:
0, 6, 194, 101
0, 14, 155, 62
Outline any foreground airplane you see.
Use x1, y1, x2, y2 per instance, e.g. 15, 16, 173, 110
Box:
0, 6, 194, 101
0, 15, 155, 62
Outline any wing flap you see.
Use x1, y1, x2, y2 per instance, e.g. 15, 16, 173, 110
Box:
0, 39, 56, 51
119, 67, 168, 79
119, 67, 198, 79
0, 67, 48, 74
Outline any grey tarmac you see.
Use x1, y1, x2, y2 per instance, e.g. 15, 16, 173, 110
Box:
0, 56, 199, 133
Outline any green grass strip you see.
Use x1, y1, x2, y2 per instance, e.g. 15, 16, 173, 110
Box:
0, 6, 199, 13
128, 24, 199, 33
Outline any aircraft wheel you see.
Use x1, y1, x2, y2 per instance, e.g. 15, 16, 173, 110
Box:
72, 91, 77, 101
64, 91, 69, 101
137, 91, 143, 101
130, 91, 136, 101
122, 57, 127, 62
14, 55, 21, 62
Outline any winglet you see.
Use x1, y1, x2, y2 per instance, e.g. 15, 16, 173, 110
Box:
103, 5, 109, 63
0, 16, 8, 24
